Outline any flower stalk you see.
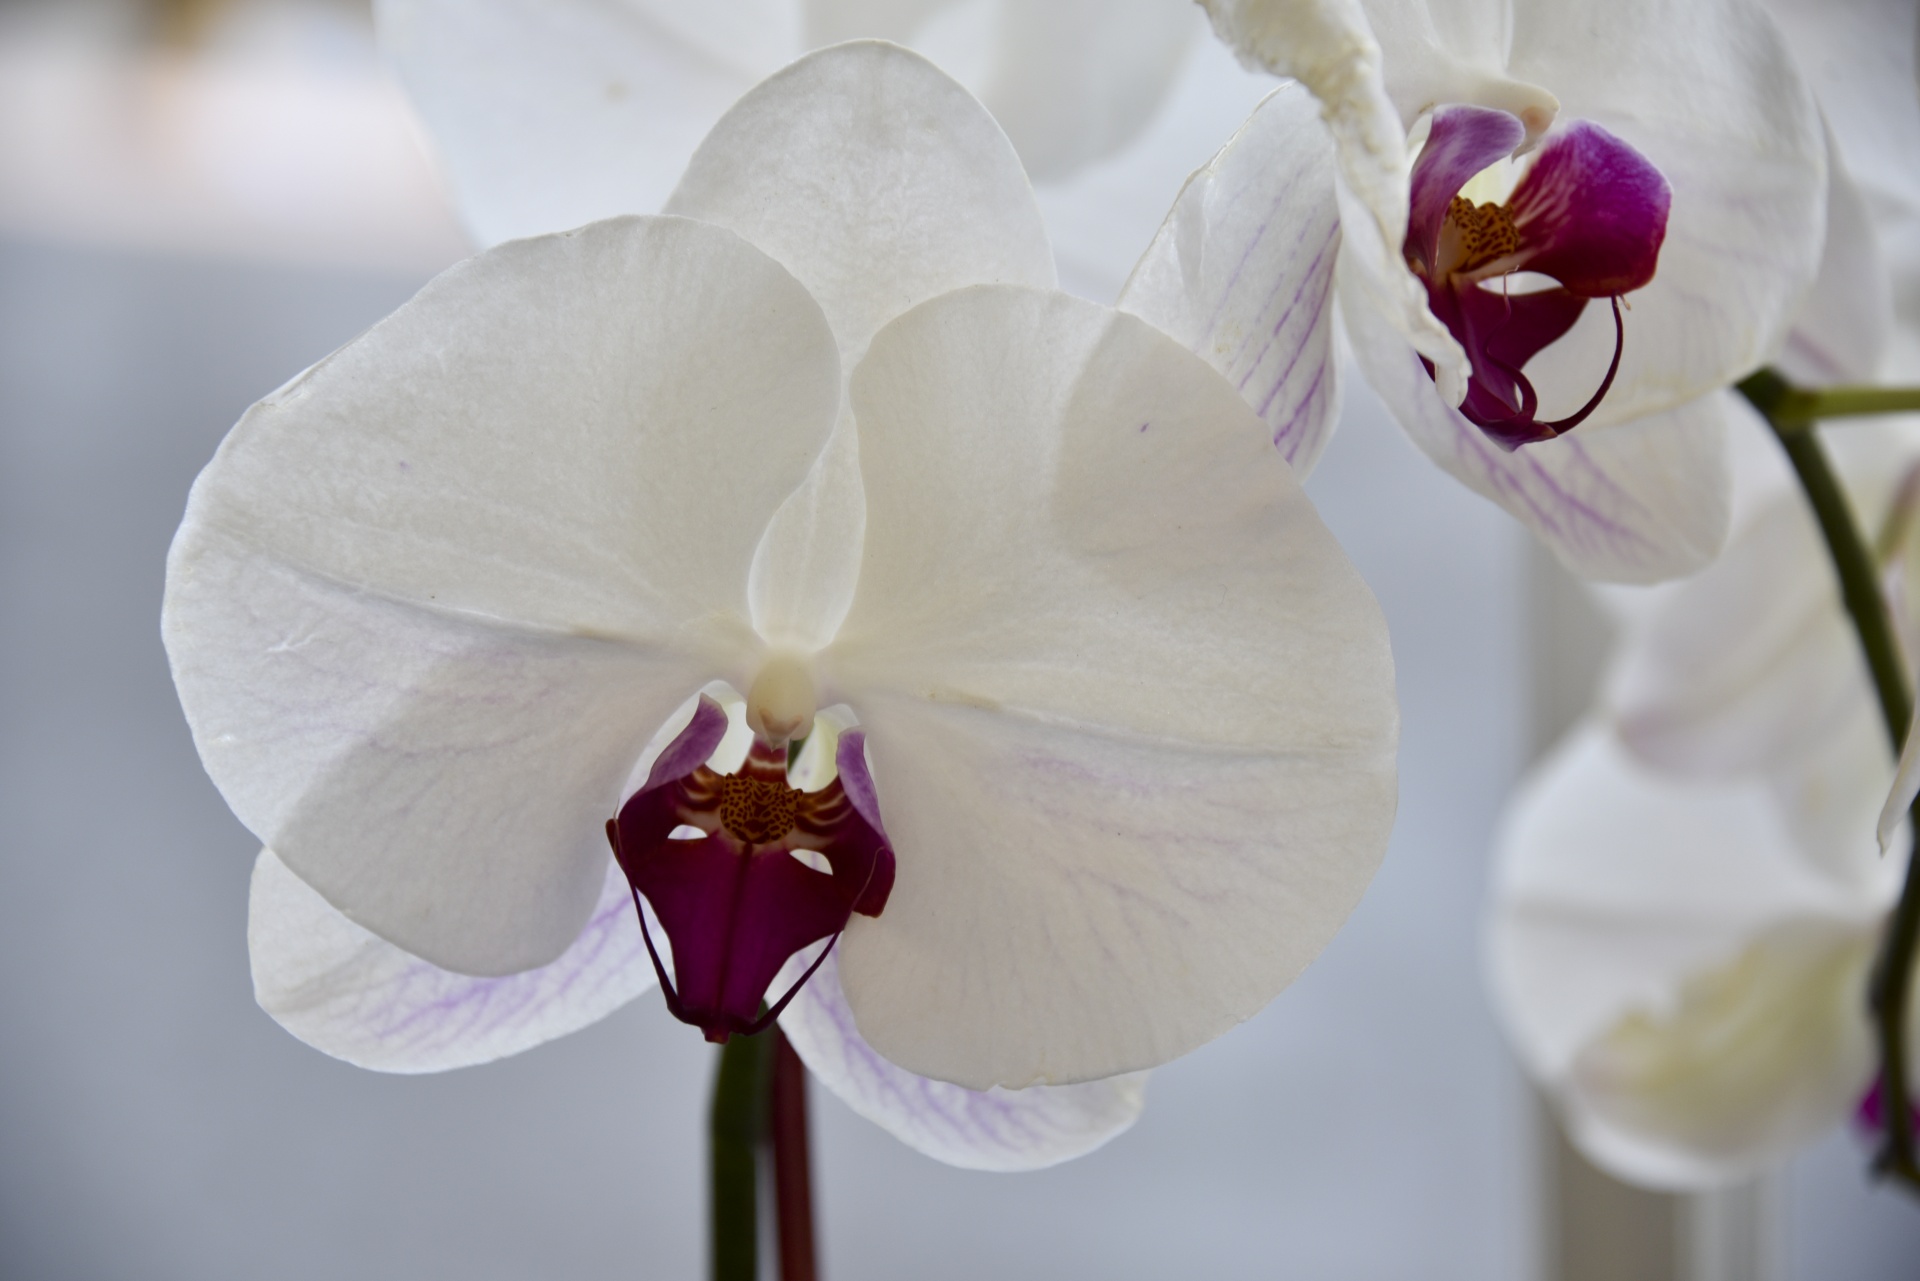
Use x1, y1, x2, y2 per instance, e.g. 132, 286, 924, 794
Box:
709, 1031, 770, 1281
708, 1026, 821, 1280
1737, 370, 1920, 1192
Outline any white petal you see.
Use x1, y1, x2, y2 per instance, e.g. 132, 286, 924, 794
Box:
1561, 919, 1876, 1191
1342, 276, 1732, 582
776, 944, 1146, 1170
972, 0, 1198, 182
1120, 83, 1343, 476
828, 286, 1398, 1088
1767, 701, 1900, 896
1358, 0, 1560, 136
1506, 0, 1826, 425
249, 849, 652, 1072
165, 217, 841, 973
1761, 0, 1920, 378
1488, 722, 1878, 1089
748, 412, 867, 654
374, 0, 783, 245
665, 40, 1056, 367
1777, 129, 1893, 387
1603, 487, 1864, 777
1198, 0, 1471, 403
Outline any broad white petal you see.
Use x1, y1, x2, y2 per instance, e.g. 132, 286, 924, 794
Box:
1488, 722, 1878, 1089
1768, 701, 1901, 896
1604, 488, 1864, 777
776, 945, 1146, 1170
974, 0, 1198, 182
1507, 0, 1826, 425
1762, 0, 1920, 378
665, 40, 1055, 367
1777, 130, 1893, 387
1199, 0, 1471, 403
165, 217, 841, 973
375, 0, 784, 245
829, 286, 1397, 1088
1343, 273, 1732, 582
249, 849, 652, 1072
1562, 919, 1876, 1190
1120, 83, 1343, 475
748, 412, 867, 654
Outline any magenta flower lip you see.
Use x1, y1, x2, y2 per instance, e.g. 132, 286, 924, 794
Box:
1407, 105, 1671, 450
607, 696, 895, 1043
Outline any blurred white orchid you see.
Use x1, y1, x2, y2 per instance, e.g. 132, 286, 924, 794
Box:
1489, 718, 1907, 1188
1198, 0, 1829, 583
1491, 417, 1920, 1186
165, 43, 1400, 1170
375, 0, 1276, 297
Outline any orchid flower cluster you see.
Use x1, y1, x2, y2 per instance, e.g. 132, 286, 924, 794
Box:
158, 0, 1920, 1267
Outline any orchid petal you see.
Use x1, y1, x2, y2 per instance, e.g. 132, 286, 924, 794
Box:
1760, 0, 1920, 377
1406, 105, 1524, 272
827, 286, 1397, 1088
973, 0, 1200, 183
1604, 487, 1866, 778
164, 217, 841, 973
249, 849, 652, 1072
1768, 702, 1902, 897
665, 41, 1055, 368
375, 0, 779, 246
1342, 273, 1731, 582
1199, 0, 1472, 404
1563, 919, 1876, 1190
776, 945, 1147, 1170
1505, 120, 1670, 299
1354, 0, 1559, 139
1119, 83, 1343, 474
1491, 724, 1874, 1082
1505, 0, 1826, 426
1776, 127, 1893, 387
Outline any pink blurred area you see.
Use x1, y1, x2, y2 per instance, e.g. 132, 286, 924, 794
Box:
0, 0, 471, 273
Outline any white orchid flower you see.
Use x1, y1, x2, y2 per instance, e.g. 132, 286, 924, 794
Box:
375, 0, 1275, 297
1493, 416, 1920, 1185
1196, 0, 1829, 583
1489, 718, 1908, 1188
164, 43, 1400, 1171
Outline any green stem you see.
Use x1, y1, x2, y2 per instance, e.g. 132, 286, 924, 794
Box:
1738, 371, 1920, 1192
1737, 368, 1920, 431
710, 1033, 771, 1280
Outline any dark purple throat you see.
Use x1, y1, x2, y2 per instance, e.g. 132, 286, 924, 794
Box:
1408, 105, 1670, 449
606, 696, 895, 1043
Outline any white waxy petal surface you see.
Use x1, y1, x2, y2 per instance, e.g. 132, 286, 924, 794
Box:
1605, 487, 1865, 778
827, 286, 1398, 1089
971, 0, 1199, 183
665, 41, 1056, 368
1489, 723, 1886, 1187
1199, 0, 1471, 405
1342, 273, 1733, 583
376, 0, 777, 246
164, 217, 842, 974
776, 945, 1147, 1170
1504, 0, 1825, 426
1120, 84, 1343, 476
250, 849, 652, 1072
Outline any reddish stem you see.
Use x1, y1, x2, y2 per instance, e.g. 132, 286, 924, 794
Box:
769, 1029, 819, 1281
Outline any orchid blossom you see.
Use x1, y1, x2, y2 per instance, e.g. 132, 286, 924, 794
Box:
1196, 0, 1828, 583
1491, 417, 1920, 1184
375, 0, 1273, 296
164, 43, 1399, 1170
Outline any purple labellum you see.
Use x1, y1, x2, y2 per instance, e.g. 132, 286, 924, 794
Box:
1855, 1076, 1920, 1137
605, 696, 895, 1043
1407, 105, 1671, 450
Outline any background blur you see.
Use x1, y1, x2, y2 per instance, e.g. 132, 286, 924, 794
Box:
2, 1, 1917, 1277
